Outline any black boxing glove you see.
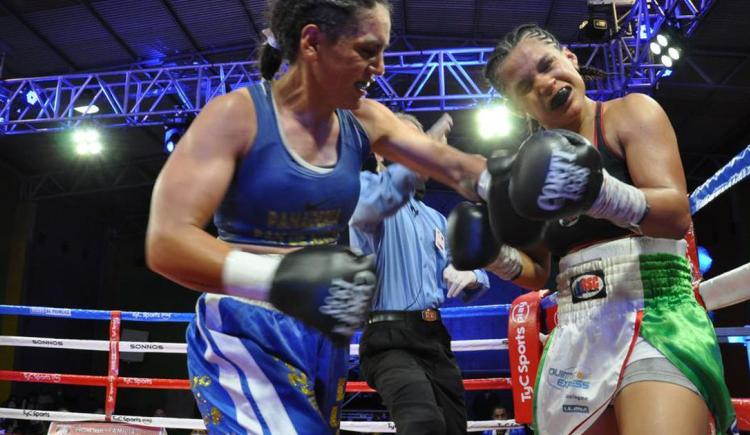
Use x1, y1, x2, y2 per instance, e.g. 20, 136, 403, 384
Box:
509, 129, 604, 220
509, 129, 649, 230
223, 246, 376, 345
447, 202, 500, 270
484, 149, 547, 248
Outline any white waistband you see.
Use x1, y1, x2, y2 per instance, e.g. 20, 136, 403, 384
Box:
207, 293, 280, 312
559, 236, 687, 270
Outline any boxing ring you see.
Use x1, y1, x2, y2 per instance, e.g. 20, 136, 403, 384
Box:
0, 280, 748, 433
0, 144, 749, 433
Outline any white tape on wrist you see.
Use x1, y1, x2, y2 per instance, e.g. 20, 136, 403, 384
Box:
490, 245, 523, 281
587, 170, 648, 231
477, 169, 491, 201
222, 250, 282, 301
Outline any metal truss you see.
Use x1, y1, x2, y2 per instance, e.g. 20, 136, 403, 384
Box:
597, 0, 716, 93
20, 156, 165, 201
0, 0, 717, 137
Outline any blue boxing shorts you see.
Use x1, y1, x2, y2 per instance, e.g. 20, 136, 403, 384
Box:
186, 293, 349, 434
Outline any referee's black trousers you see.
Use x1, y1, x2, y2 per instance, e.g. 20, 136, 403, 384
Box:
359, 315, 467, 435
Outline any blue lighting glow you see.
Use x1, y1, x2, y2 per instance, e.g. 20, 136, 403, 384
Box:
662, 68, 673, 77
26, 90, 39, 105
697, 245, 713, 275
163, 125, 185, 154
639, 24, 650, 39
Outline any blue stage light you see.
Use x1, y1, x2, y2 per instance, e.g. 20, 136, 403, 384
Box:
697, 245, 713, 275
26, 90, 38, 105
163, 126, 183, 153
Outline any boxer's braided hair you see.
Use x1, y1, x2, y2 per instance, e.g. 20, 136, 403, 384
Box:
483, 23, 607, 94
259, 0, 391, 80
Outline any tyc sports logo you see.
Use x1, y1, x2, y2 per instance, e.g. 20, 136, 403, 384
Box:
510, 301, 530, 323
570, 270, 606, 303
547, 367, 591, 391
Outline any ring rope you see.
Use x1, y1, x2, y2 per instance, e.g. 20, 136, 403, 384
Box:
689, 143, 750, 214
0, 369, 510, 392
699, 262, 750, 311
0, 407, 523, 432
0, 304, 511, 322
0, 370, 190, 389
2, 403, 748, 433
0, 335, 506, 354
0, 302, 747, 430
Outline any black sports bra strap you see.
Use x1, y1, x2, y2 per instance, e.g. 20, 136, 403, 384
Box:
594, 101, 605, 149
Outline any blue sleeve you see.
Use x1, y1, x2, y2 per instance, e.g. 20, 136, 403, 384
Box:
349, 165, 418, 234
349, 222, 377, 255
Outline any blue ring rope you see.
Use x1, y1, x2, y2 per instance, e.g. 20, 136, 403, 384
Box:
0, 303, 508, 322
689, 143, 750, 214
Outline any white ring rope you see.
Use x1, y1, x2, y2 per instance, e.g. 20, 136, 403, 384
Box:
0, 336, 187, 353
0, 408, 204, 430
699, 262, 750, 311
0, 336, 507, 355
351, 338, 508, 356
340, 419, 522, 432
0, 407, 521, 432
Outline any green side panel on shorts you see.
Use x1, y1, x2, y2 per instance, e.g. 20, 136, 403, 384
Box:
532, 327, 556, 434
638, 253, 735, 433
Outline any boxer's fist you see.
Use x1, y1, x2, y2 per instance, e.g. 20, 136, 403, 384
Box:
270, 246, 376, 345
447, 202, 500, 270
484, 149, 546, 248
509, 129, 603, 220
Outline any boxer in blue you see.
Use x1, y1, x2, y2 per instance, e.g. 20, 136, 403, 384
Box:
145, 1, 488, 432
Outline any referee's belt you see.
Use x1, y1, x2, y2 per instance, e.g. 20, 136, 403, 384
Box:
367, 309, 441, 324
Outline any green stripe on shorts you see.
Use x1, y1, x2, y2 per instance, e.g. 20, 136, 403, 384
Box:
639, 253, 735, 433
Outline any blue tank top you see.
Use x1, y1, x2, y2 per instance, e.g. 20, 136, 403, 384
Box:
214, 81, 371, 247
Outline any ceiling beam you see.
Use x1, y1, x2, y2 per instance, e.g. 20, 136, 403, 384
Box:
80, 0, 140, 61
543, 0, 558, 28
0, 1, 79, 70
401, 0, 408, 35
236, 0, 262, 42
159, 0, 204, 55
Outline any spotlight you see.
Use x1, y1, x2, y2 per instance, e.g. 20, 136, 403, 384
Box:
579, 18, 609, 41
652, 27, 684, 68
477, 105, 513, 140
74, 104, 100, 115
580, 3, 613, 42
26, 90, 38, 105
73, 127, 103, 156
697, 245, 713, 275
163, 125, 184, 153
162, 112, 194, 153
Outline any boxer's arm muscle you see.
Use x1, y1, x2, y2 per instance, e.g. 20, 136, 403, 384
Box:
616, 94, 690, 238
146, 90, 256, 292
354, 100, 486, 200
